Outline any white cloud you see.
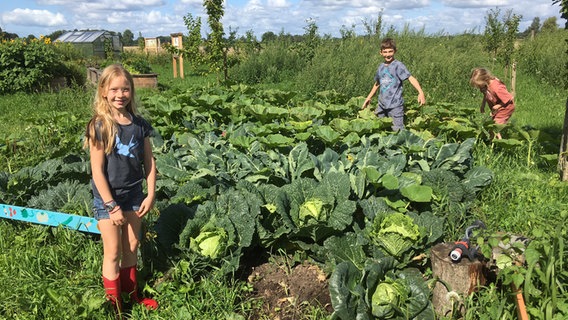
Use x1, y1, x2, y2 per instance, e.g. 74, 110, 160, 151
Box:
442, 0, 513, 8
37, 0, 89, 5
0, 0, 563, 39
2, 8, 67, 27
267, 0, 290, 8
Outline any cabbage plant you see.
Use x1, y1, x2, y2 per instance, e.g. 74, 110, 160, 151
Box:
277, 171, 356, 245
176, 187, 259, 273
189, 226, 228, 259
368, 212, 422, 258
330, 258, 435, 319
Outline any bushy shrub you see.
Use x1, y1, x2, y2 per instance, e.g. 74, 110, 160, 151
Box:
0, 37, 66, 93
119, 51, 153, 74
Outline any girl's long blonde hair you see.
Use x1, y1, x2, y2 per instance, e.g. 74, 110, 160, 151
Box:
469, 67, 495, 89
83, 64, 139, 154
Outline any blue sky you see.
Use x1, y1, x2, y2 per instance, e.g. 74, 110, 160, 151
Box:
0, 0, 563, 39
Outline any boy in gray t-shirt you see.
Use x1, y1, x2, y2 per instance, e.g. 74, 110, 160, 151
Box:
361, 38, 425, 131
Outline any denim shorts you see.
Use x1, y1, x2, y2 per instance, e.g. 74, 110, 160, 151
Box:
92, 186, 145, 221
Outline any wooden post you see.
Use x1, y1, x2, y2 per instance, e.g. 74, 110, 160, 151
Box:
511, 61, 517, 99
171, 33, 184, 79
430, 243, 486, 318
559, 98, 568, 181
172, 55, 178, 78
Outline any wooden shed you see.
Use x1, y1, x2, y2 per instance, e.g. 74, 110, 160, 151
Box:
56, 30, 122, 58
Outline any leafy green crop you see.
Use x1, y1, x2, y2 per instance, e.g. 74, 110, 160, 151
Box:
371, 277, 409, 318
176, 186, 259, 274
369, 212, 422, 259
278, 172, 356, 245
189, 225, 228, 259
330, 258, 435, 319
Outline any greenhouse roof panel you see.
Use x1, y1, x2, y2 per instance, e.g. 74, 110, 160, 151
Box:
56, 30, 107, 43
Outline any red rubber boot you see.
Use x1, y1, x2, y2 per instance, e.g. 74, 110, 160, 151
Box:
102, 276, 123, 317
120, 265, 158, 310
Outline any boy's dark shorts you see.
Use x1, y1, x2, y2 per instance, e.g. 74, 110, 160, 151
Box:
375, 105, 405, 131
92, 186, 144, 221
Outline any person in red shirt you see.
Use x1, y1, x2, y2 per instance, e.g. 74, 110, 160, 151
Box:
470, 67, 515, 139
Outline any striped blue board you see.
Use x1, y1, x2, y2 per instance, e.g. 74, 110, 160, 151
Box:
0, 203, 100, 234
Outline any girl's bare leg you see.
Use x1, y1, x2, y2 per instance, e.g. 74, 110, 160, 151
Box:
120, 211, 141, 268
98, 220, 122, 279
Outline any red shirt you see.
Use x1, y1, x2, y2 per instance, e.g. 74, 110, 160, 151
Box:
486, 78, 514, 107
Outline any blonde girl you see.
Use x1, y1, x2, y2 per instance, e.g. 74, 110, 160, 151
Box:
84, 64, 158, 314
469, 67, 515, 139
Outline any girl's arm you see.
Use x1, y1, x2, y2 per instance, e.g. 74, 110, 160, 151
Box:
362, 82, 379, 109
138, 137, 157, 218
89, 138, 125, 223
408, 76, 426, 106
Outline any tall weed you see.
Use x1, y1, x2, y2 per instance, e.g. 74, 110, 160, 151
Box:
516, 29, 568, 88
292, 33, 498, 104
229, 40, 306, 84
293, 37, 379, 100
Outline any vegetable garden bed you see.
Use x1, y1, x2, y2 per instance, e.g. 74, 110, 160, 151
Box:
87, 67, 158, 88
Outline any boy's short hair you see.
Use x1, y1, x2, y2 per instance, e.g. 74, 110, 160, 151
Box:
381, 38, 397, 51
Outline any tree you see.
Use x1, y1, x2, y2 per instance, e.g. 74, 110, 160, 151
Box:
482, 8, 521, 78
483, 8, 521, 60
553, 0, 568, 180
552, 0, 568, 28
0, 27, 18, 40
46, 30, 65, 41
238, 29, 260, 55
261, 31, 277, 43
483, 8, 503, 59
182, 13, 204, 71
521, 17, 540, 38
293, 18, 321, 62
122, 29, 134, 46
541, 16, 559, 32
501, 10, 521, 70
362, 9, 384, 39
204, 0, 226, 81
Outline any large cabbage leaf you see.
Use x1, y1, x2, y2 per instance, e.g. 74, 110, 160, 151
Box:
27, 180, 92, 216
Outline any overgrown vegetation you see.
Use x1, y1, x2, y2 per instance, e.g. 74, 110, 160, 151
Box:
0, 37, 84, 93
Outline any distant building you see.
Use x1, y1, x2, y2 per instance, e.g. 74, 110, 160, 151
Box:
56, 30, 122, 58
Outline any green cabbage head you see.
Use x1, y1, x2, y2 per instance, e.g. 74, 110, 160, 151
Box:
298, 198, 325, 224
370, 212, 421, 258
190, 227, 228, 259
371, 278, 409, 318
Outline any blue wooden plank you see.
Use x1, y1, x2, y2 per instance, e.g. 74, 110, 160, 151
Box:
0, 203, 100, 234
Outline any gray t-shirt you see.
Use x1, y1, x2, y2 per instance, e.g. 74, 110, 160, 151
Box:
92, 115, 153, 197
374, 60, 411, 109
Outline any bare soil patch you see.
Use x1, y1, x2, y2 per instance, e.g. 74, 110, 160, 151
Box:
246, 258, 333, 319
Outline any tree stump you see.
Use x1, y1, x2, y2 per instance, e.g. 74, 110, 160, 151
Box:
431, 243, 487, 318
